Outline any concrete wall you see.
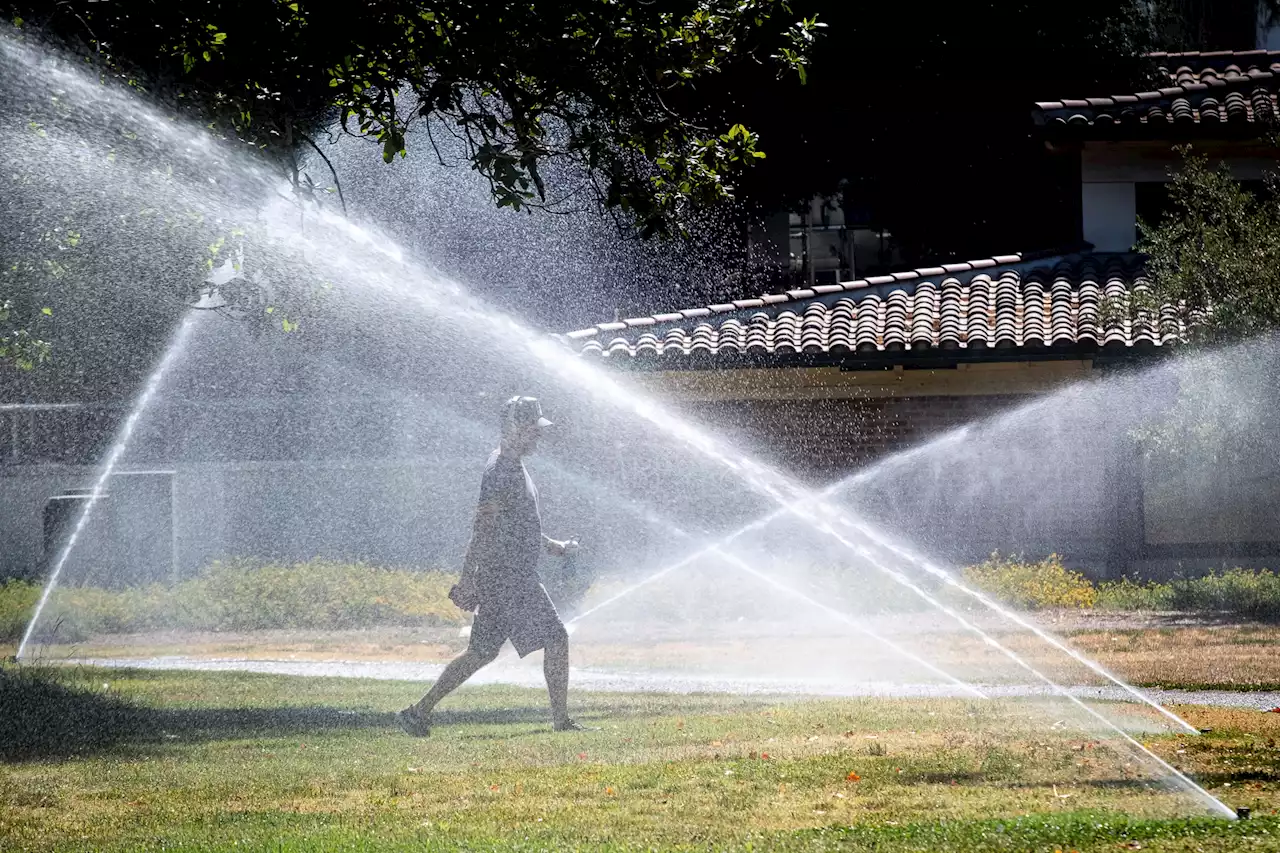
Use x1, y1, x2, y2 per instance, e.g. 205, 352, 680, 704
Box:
0, 455, 649, 584
4, 358, 1275, 585
0, 467, 173, 584
643, 360, 1280, 577
1081, 141, 1280, 251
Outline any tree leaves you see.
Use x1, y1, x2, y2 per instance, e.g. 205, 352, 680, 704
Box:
1137, 147, 1280, 344
6, 1, 817, 238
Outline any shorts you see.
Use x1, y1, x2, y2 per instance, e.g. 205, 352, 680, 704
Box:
469, 582, 566, 658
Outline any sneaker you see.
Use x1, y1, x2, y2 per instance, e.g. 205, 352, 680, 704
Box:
396, 706, 432, 737
553, 718, 598, 732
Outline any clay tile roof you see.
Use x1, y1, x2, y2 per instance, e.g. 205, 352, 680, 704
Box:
559, 248, 1181, 365
1034, 49, 1280, 133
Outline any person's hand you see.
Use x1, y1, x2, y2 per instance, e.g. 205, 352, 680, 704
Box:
547, 537, 580, 557
448, 577, 479, 612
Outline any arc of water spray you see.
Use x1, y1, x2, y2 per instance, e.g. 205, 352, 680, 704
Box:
553, 477, 985, 698
568, 400, 1200, 737
554, 440, 1220, 811
17, 315, 198, 660
800, 513, 1235, 818
560, 449, 1226, 814
706, 548, 987, 699
295, 210, 1225, 814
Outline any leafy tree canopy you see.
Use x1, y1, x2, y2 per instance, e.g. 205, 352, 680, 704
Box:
4, 1, 820, 238
1123, 148, 1280, 473
0, 1, 821, 375
1138, 149, 1280, 344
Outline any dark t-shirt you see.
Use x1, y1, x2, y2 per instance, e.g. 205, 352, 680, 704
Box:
472, 449, 543, 602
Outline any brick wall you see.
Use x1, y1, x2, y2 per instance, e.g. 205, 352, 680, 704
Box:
687, 394, 1030, 483
686, 392, 1120, 573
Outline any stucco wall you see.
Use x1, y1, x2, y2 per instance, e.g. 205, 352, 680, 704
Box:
1080, 141, 1279, 252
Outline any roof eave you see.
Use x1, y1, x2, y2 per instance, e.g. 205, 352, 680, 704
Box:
584, 343, 1176, 374
1036, 119, 1276, 141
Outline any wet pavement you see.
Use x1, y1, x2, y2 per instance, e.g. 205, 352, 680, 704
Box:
68, 655, 1280, 710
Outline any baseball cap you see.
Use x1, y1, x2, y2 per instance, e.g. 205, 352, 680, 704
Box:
501, 396, 553, 432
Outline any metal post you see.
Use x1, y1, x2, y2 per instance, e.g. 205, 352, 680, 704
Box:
802, 206, 815, 287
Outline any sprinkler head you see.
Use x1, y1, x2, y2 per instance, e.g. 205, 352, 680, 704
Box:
1199, 728, 1214, 734
1237, 807, 1251, 820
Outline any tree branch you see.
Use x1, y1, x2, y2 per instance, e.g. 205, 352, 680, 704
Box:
297, 130, 348, 216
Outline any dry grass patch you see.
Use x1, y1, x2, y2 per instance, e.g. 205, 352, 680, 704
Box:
1070, 627, 1280, 690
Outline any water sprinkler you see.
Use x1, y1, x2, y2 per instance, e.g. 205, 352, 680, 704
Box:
1237, 807, 1250, 820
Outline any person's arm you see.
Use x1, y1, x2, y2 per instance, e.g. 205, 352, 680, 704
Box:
459, 500, 500, 587
458, 461, 507, 589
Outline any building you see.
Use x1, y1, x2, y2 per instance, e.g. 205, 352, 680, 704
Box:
4, 17, 1280, 586
559, 48, 1280, 577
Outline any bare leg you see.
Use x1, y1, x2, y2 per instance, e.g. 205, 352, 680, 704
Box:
543, 627, 571, 727
411, 647, 498, 716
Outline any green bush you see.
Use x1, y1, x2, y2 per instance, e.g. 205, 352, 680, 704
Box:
1168, 568, 1280, 620
0, 559, 464, 641
1095, 577, 1175, 611
1098, 569, 1280, 618
962, 553, 1097, 610
0, 580, 42, 642
174, 558, 462, 631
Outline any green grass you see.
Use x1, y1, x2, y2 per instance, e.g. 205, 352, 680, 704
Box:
2, 665, 1278, 852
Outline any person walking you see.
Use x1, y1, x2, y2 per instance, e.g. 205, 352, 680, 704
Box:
397, 396, 587, 735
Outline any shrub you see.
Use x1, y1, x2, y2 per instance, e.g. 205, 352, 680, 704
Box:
0, 580, 42, 642
1168, 568, 1280, 620
0, 559, 465, 641
175, 558, 461, 631
1096, 577, 1175, 611
962, 553, 1097, 610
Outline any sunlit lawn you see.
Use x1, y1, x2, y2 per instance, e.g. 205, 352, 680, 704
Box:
2, 665, 1280, 851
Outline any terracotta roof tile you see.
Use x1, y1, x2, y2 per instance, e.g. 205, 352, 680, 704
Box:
560, 250, 1176, 363
1035, 50, 1280, 131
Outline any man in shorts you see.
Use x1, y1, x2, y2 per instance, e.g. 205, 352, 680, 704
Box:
397, 396, 586, 735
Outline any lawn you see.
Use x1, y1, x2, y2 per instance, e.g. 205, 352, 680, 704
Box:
2, 665, 1279, 851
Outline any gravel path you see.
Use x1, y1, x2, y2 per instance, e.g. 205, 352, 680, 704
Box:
68, 655, 1280, 710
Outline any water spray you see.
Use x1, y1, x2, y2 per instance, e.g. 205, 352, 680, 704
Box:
709, 548, 987, 699
16, 315, 198, 660
1, 31, 1227, 818
796, 513, 1236, 819
558, 484, 985, 697
827, 508, 1204, 736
